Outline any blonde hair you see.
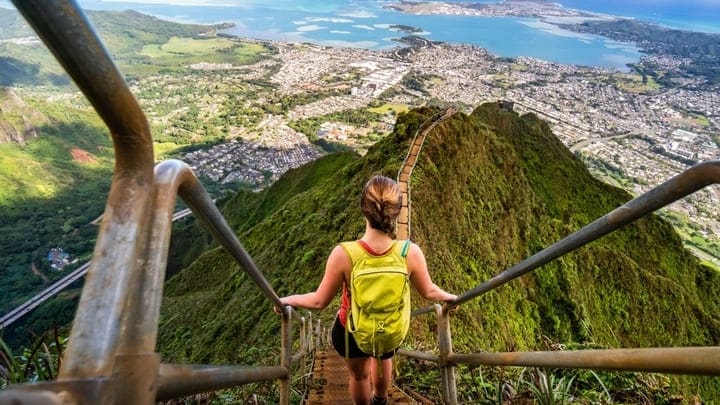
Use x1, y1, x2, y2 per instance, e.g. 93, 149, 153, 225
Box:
361, 175, 402, 237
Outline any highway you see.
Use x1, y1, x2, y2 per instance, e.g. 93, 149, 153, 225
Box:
0, 206, 195, 330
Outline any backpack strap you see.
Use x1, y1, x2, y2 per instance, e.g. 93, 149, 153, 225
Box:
339, 242, 362, 359
340, 241, 364, 265
343, 240, 410, 260
400, 239, 410, 258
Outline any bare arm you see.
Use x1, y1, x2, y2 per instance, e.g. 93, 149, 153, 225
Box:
279, 245, 348, 310
407, 243, 457, 302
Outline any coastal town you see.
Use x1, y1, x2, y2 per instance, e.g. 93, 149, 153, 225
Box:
131, 34, 719, 260
0, 0, 668, 264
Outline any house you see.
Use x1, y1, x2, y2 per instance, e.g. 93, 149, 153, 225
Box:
47, 247, 70, 270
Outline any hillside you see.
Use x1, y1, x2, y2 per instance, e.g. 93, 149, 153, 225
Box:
0, 8, 276, 347
0, 87, 47, 144
157, 104, 720, 399
0, 7, 235, 86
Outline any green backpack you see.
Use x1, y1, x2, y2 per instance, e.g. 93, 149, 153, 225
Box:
340, 240, 411, 357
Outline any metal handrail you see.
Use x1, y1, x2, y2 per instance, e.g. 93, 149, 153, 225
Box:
449, 160, 720, 309
402, 159, 720, 404
3, 1, 719, 404
2, 1, 309, 404
412, 159, 720, 316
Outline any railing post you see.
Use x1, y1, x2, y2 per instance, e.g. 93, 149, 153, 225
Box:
280, 306, 293, 405
315, 319, 325, 348
309, 315, 316, 354
436, 304, 457, 405
300, 316, 307, 380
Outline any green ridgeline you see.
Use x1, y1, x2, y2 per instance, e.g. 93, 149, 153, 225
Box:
157, 104, 720, 400
0, 8, 274, 86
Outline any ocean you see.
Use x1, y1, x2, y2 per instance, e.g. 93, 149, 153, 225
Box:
4, 0, 719, 70
557, 0, 720, 34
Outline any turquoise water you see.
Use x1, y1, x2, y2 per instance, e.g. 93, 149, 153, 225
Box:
558, 0, 720, 34
6, 0, 719, 70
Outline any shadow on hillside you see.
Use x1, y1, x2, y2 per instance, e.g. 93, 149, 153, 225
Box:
0, 56, 70, 86
0, 119, 115, 347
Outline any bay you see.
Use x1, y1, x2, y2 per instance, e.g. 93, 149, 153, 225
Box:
4, 0, 718, 70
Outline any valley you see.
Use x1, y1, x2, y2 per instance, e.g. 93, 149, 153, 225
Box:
1, 5, 719, 402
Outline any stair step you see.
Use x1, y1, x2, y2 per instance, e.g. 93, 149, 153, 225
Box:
306, 350, 423, 404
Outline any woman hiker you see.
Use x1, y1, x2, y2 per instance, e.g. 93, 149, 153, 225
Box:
278, 174, 457, 405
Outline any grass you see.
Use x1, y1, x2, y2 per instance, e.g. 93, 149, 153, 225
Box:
153, 141, 184, 160
233, 42, 269, 60
615, 73, 662, 93
368, 103, 410, 115
692, 113, 711, 127
140, 36, 237, 58
0, 144, 67, 202
0, 329, 67, 388
138, 37, 270, 68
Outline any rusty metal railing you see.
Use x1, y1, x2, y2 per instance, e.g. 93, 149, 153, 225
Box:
0, 1, 312, 404
399, 159, 720, 404
2, 1, 719, 405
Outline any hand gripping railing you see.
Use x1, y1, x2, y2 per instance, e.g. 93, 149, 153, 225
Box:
0, 1, 311, 404
399, 159, 720, 404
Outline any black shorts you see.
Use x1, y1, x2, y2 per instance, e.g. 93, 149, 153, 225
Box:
331, 316, 395, 360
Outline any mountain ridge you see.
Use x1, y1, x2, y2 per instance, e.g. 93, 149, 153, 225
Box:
158, 103, 720, 399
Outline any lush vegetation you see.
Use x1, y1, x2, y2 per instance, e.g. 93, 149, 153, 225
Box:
0, 8, 275, 85
288, 107, 384, 152
157, 104, 720, 402
0, 91, 113, 321
564, 19, 720, 85
0, 329, 68, 389
0, 8, 276, 348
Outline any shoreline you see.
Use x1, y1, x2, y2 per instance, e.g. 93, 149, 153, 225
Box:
383, 0, 617, 20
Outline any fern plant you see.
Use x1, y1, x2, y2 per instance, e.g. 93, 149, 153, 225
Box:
0, 327, 67, 389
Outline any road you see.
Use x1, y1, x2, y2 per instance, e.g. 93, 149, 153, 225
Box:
0, 262, 91, 330
0, 206, 196, 330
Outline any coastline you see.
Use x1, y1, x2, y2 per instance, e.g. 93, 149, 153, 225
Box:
383, 0, 617, 20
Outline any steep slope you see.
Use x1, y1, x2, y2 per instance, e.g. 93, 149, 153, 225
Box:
0, 87, 47, 144
0, 8, 217, 86
158, 104, 720, 394
166, 151, 358, 276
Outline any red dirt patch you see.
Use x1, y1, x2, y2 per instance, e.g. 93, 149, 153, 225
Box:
71, 148, 98, 164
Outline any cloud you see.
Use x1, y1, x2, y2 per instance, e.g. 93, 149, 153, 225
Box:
330, 30, 352, 34
353, 24, 375, 31
296, 24, 326, 32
